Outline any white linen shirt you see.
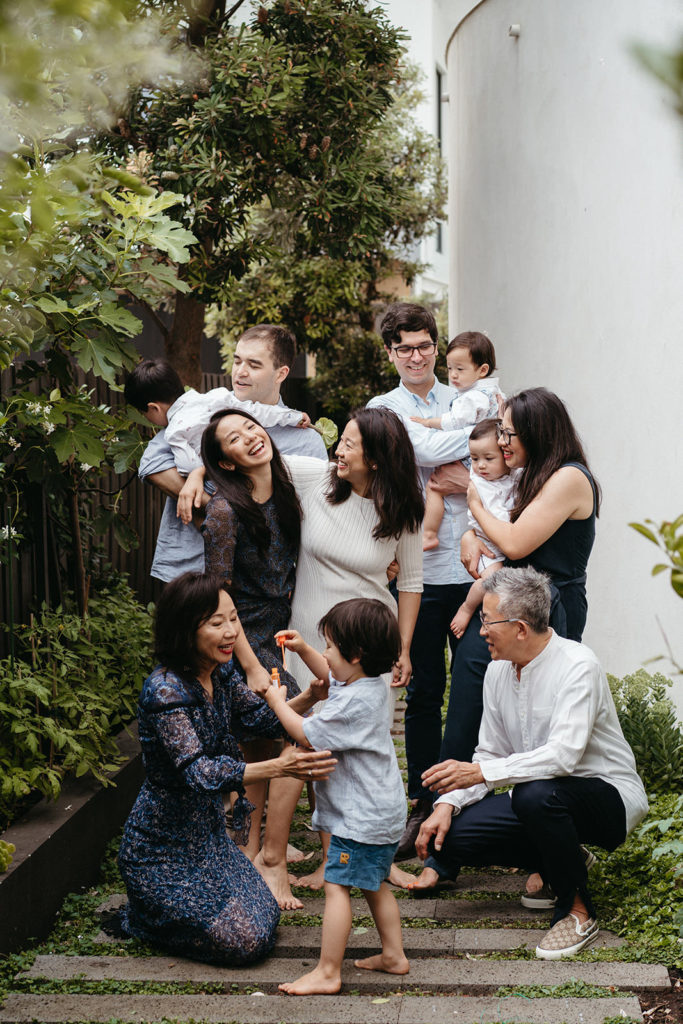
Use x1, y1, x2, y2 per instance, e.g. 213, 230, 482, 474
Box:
435, 632, 648, 834
367, 379, 472, 584
165, 387, 303, 475
441, 377, 503, 431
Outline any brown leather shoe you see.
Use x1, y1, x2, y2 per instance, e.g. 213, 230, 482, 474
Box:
395, 798, 433, 861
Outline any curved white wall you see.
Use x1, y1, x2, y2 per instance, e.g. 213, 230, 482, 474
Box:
447, 0, 683, 712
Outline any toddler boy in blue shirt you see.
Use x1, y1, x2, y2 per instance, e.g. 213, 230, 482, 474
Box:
266, 598, 408, 995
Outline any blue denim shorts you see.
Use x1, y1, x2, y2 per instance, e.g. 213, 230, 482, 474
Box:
324, 835, 399, 891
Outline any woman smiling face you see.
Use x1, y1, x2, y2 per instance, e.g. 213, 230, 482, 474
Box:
215, 413, 273, 472
498, 408, 528, 471
194, 589, 240, 677
335, 418, 374, 495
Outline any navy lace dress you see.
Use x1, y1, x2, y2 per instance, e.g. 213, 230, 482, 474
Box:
202, 495, 300, 703
118, 661, 284, 964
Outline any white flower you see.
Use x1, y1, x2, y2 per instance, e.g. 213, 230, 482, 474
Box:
26, 401, 42, 415
80, 462, 93, 472
43, 421, 55, 435
7, 436, 20, 450
0, 526, 18, 541
43, 404, 52, 416
110, 435, 120, 443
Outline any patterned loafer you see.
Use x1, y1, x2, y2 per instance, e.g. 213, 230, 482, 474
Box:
535, 914, 599, 959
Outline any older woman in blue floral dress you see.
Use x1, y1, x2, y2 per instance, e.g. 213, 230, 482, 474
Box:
118, 572, 335, 965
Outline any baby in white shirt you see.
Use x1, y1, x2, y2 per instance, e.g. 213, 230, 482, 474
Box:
411, 332, 503, 551
124, 358, 309, 476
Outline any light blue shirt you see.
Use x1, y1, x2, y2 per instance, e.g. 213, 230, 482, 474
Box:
367, 379, 472, 585
303, 676, 406, 845
138, 401, 327, 582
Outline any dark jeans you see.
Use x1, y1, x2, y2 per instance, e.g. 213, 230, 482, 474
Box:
428, 778, 627, 923
403, 582, 490, 801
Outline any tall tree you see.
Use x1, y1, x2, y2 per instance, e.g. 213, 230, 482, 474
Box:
106, 0, 414, 385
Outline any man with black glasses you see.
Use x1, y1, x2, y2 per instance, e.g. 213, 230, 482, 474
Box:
368, 303, 488, 865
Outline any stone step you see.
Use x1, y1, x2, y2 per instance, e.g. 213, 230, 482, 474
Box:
0, 992, 645, 1024
22, 954, 669, 991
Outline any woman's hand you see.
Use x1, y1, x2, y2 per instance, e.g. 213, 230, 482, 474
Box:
276, 745, 337, 781
274, 628, 305, 654
386, 559, 400, 583
392, 649, 412, 688
177, 468, 207, 525
460, 529, 494, 580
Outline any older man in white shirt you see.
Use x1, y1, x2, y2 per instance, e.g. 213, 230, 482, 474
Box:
415, 566, 648, 960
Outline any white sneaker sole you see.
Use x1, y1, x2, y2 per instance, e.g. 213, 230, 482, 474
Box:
536, 925, 600, 960
521, 891, 557, 910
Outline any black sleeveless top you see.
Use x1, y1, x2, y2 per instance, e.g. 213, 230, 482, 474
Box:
506, 462, 597, 642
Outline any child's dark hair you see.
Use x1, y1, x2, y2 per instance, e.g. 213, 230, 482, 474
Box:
124, 359, 184, 412
469, 418, 500, 444
155, 572, 233, 678
447, 331, 496, 376
318, 599, 401, 678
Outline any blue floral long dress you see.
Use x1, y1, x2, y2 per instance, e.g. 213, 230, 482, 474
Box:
118, 660, 283, 964
202, 495, 300, 702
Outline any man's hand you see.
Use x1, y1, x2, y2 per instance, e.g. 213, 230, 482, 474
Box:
428, 462, 470, 495
415, 802, 454, 859
386, 558, 399, 583
421, 759, 484, 795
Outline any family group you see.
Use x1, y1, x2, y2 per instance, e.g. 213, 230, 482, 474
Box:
112, 303, 647, 994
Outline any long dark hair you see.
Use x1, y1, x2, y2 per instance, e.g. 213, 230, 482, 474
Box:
327, 407, 424, 540
155, 572, 233, 678
201, 409, 302, 554
506, 388, 601, 521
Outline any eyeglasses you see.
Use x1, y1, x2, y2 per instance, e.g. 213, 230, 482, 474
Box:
391, 341, 437, 359
479, 612, 529, 628
496, 424, 518, 445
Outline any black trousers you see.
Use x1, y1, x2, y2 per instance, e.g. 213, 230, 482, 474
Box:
429, 777, 627, 923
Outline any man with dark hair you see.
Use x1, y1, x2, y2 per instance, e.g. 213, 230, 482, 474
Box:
368, 302, 483, 863
137, 325, 326, 583
414, 567, 648, 960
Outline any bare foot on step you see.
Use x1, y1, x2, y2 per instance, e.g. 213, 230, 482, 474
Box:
286, 842, 314, 863
388, 863, 417, 888
298, 863, 326, 890
354, 952, 409, 975
253, 850, 303, 910
279, 966, 341, 995
410, 866, 441, 892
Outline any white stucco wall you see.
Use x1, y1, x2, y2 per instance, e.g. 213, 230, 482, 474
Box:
446, 0, 683, 713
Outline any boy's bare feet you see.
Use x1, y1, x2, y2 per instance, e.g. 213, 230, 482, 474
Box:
354, 952, 409, 975
253, 850, 303, 910
388, 863, 417, 888
278, 965, 341, 995
409, 866, 441, 892
450, 605, 473, 638
298, 863, 326, 889
422, 530, 439, 551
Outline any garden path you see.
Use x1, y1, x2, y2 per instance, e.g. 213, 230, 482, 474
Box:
0, 699, 670, 1023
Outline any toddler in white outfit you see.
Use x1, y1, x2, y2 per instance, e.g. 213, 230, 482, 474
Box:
450, 418, 517, 638
410, 332, 503, 551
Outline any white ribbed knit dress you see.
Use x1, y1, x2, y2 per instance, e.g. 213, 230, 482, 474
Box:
284, 455, 423, 691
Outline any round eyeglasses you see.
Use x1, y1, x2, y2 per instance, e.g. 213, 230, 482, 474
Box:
391, 341, 438, 359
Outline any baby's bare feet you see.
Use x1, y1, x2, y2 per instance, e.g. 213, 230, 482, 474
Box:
354, 952, 409, 975
278, 965, 341, 995
450, 604, 473, 638
253, 851, 303, 910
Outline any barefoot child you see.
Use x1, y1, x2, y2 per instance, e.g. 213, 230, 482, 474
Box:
449, 418, 517, 637
266, 599, 409, 995
411, 332, 503, 551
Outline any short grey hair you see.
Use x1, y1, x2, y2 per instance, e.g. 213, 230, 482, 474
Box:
481, 567, 551, 633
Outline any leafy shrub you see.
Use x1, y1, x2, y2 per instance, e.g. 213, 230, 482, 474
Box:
0, 575, 153, 827
608, 669, 683, 793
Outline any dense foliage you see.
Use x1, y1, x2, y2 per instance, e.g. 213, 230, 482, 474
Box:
608, 669, 683, 793
0, 576, 153, 828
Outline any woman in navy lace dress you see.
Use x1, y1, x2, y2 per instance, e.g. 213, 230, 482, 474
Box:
118, 573, 335, 964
